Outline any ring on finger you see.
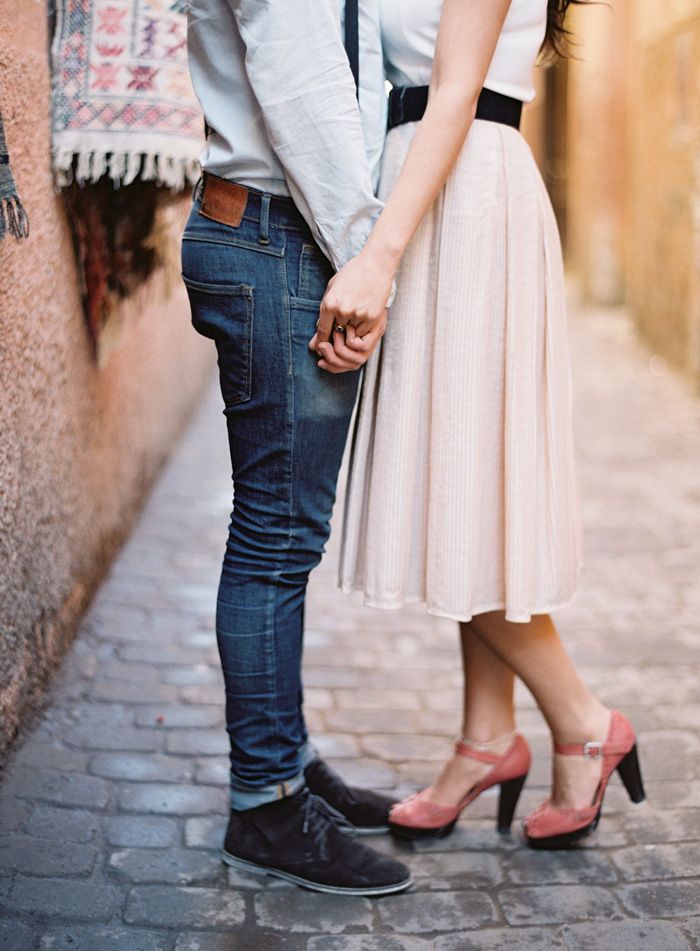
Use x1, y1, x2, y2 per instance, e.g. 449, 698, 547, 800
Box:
334, 323, 346, 334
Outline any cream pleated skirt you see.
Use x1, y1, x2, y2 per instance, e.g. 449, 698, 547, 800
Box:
339, 119, 582, 623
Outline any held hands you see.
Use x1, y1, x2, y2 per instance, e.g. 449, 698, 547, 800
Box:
308, 250, 396, 374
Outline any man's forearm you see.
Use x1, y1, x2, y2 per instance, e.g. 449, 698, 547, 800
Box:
229, 0, 381, 269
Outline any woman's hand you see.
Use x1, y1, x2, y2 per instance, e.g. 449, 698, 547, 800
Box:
316, 250, 396, 341
309, 313, 388, 374
309, 249, 396, 373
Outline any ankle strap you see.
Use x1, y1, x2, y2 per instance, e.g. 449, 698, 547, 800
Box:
455, 738, 514, 764
554, 739, 631, 759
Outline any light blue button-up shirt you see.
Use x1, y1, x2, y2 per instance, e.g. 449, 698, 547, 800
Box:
186, 0, 386, 270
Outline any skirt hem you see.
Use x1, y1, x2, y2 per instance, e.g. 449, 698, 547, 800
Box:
338, 583, 580, 626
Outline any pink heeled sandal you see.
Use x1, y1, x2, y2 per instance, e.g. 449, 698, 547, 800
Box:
524, 709, 645, 850
388, 734, 531, 840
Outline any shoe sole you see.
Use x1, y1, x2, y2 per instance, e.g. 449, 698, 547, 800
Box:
222, 850, 412, 896
388, 819, 457, 841
525, 811, 601, 851
352, 824, 391, 836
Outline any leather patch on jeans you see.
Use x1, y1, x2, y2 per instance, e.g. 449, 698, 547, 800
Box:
200, 177, 248, 228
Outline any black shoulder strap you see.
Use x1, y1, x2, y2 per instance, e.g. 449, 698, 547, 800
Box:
344, 0, 360, 98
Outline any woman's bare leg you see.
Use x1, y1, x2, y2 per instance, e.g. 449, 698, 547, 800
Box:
426, 624, 516, 805
467, 611, 611, 809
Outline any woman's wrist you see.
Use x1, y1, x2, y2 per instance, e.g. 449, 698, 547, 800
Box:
364, 230, 404, 276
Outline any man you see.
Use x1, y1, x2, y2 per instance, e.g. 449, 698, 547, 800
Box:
183, 0, 411, 895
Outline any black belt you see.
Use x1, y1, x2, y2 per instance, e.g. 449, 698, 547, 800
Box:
388, 85, 523, 132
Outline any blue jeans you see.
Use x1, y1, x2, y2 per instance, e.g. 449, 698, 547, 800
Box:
181, 184, 359, 810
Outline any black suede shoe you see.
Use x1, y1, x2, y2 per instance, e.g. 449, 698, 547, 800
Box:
222, 789, 412, 895
304, 757, 396, 835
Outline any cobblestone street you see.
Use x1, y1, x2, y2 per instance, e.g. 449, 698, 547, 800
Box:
1, 300, 700, 950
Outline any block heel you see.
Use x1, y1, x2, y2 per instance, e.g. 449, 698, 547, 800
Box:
616, 743, 646, 804
497, 773, 528, 832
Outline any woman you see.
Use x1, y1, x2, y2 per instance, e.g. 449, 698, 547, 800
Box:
314, 0, 645, 848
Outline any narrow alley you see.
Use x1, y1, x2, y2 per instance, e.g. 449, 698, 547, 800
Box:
2, 299, 700, 950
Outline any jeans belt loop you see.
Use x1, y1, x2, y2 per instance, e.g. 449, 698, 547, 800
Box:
259, 193, 271, 246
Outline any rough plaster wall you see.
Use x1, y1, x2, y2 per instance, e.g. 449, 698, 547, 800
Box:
0, 1, 214, 759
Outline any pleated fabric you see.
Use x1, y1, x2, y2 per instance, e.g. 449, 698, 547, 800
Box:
339, 119, 581, 623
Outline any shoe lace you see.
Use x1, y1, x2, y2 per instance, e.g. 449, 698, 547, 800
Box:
301, 791, 354, 840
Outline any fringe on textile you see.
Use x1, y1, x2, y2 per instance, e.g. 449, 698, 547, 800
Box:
53, 148, 200, 192
0, 195, 30, 241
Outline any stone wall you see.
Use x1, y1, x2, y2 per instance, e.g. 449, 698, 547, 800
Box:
0, 2, 214, 760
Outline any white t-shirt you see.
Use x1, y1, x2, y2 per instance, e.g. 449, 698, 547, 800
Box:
380, 0, 547, 103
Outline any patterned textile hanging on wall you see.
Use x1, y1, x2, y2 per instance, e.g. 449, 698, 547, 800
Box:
0, 106, 29, 241
50, 0, 202, 191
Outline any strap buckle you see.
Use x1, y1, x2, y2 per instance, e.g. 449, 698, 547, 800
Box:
583, 741, 603, 759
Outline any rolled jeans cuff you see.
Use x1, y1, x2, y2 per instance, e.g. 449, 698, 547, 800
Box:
229, 770, 305, 811
300, 741, 319, 769
229, 743, 318, 811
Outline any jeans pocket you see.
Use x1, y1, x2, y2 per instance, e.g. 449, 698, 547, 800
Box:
297, 244, 334, 304
183, 276, 254, 405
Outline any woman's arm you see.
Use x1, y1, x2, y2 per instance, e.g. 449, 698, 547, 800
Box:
314, 0, 512, 371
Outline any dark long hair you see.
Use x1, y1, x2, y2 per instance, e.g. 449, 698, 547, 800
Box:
544, 0, 585, 57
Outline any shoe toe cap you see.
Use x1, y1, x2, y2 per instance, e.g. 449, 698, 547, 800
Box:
371, 853, 412, 887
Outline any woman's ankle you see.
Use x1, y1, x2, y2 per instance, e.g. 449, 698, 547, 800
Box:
459, 730, 517, 757
549, 701, 611, 747
461, 716, 516, 748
